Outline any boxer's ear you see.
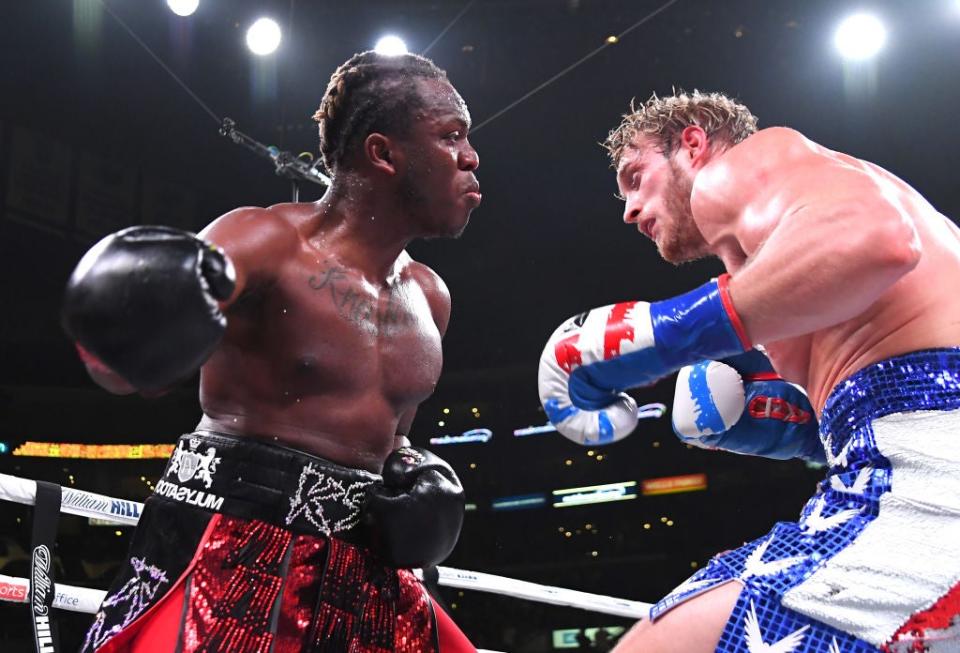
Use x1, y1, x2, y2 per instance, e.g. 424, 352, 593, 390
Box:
364, 133, 398, 176
679, 125, 709, 164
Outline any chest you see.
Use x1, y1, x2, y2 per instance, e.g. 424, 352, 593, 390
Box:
228, 256, 443, 405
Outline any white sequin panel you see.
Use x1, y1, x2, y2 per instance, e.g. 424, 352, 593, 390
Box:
782, 409, 960, 645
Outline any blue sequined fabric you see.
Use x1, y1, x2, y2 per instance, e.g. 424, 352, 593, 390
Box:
650, 348, 960, 652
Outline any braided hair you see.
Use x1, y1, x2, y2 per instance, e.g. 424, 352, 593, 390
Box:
313, 51, 449, 174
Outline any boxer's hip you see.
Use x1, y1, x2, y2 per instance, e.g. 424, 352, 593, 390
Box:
153, 430, 382, 540
82, 432, 455, 653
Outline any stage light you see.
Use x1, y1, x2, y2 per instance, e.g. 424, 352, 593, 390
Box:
834, 13, 887, 61
374, 35, 408, 56
247, 18, 282, 56
167, 0, 199, 17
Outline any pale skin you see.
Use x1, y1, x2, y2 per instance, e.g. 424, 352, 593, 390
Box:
612, 125, 960, 651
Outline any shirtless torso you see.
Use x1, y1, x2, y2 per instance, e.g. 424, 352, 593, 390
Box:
691, 127, 960, 412
196, 201, 451, 472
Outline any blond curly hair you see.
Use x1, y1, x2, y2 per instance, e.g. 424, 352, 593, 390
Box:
604, 90, 758, 167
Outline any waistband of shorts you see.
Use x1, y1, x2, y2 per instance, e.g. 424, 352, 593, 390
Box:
821, 347, 960, 436
153, 430, 382, 539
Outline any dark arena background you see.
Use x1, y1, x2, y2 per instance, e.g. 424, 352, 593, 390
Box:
2, 0, 959, 651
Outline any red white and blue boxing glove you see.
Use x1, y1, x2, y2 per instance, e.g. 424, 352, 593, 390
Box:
672, 350, 826, 463
538, 274, 750, 445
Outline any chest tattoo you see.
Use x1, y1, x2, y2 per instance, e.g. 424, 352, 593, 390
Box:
308, 265, 414, 334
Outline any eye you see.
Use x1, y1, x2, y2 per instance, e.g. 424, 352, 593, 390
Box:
444, 130, 462, 141
614, 191, 625, 201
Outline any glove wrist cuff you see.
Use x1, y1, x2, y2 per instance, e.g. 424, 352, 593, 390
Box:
651, 276, 751, 368
716, 273, 751, 350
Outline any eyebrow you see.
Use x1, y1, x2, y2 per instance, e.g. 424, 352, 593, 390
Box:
617, 161, 640, 185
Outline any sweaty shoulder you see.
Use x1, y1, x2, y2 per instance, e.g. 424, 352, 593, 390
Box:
695, 128, 814, 196
199, 204, 302, 302
691, 128, 819, 224
399, 253, 451, 337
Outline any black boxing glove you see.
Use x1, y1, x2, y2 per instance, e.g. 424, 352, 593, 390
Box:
61, 226, 236, 394
364, 447, 465, 569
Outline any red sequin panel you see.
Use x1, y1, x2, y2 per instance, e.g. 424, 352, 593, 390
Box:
884, 579, 960, 652
273, 534, 327, 653
395, 569, 436, 653
309, 538, 436, 653
181, 515, 292, 653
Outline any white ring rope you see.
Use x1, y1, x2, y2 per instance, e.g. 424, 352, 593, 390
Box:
0, 472, 652, 622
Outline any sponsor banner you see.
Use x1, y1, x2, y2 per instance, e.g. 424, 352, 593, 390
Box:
641, 473, 708, 496
60, 488, 141, 526
0, 579, 28, 602
552, 482, 637, 508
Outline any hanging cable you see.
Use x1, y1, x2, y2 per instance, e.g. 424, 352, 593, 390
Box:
96, 0, 222, 125
472, 0, 682, 133
421, 0, 478, 57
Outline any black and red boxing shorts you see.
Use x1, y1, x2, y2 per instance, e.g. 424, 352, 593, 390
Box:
80, 431, 476, 653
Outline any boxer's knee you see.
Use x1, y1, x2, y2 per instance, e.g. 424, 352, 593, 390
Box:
612, 580, 742, 653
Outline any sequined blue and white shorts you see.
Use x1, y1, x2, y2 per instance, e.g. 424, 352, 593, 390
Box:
651, 349, 960, 652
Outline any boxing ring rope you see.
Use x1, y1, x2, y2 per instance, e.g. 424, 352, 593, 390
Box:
0, 472, 651, 622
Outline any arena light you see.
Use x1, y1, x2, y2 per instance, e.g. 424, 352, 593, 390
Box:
491, 493, 547, 512
513, 403, 666, 437
834, 13, 887, 61
640, 473, 708, 496
429, 428, 493, 445
552, 481, 637, 508
246, 18, 282, 56
13, 442, 175, 459
374, 35, 408, 56
166, 0, 199, 17
554, 627, 627, 649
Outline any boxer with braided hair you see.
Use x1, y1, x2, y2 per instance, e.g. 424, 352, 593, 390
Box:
537, 88, 960, 652
67, 50, 480, 652
313, 51, 450, 173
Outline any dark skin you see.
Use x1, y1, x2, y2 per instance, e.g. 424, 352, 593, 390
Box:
86, 78, 480, 473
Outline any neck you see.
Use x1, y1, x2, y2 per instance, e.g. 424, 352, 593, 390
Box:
315, 177, 419, 282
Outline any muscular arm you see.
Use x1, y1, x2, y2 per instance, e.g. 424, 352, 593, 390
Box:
700, 128, 922, 345
198, 206, 299, 309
